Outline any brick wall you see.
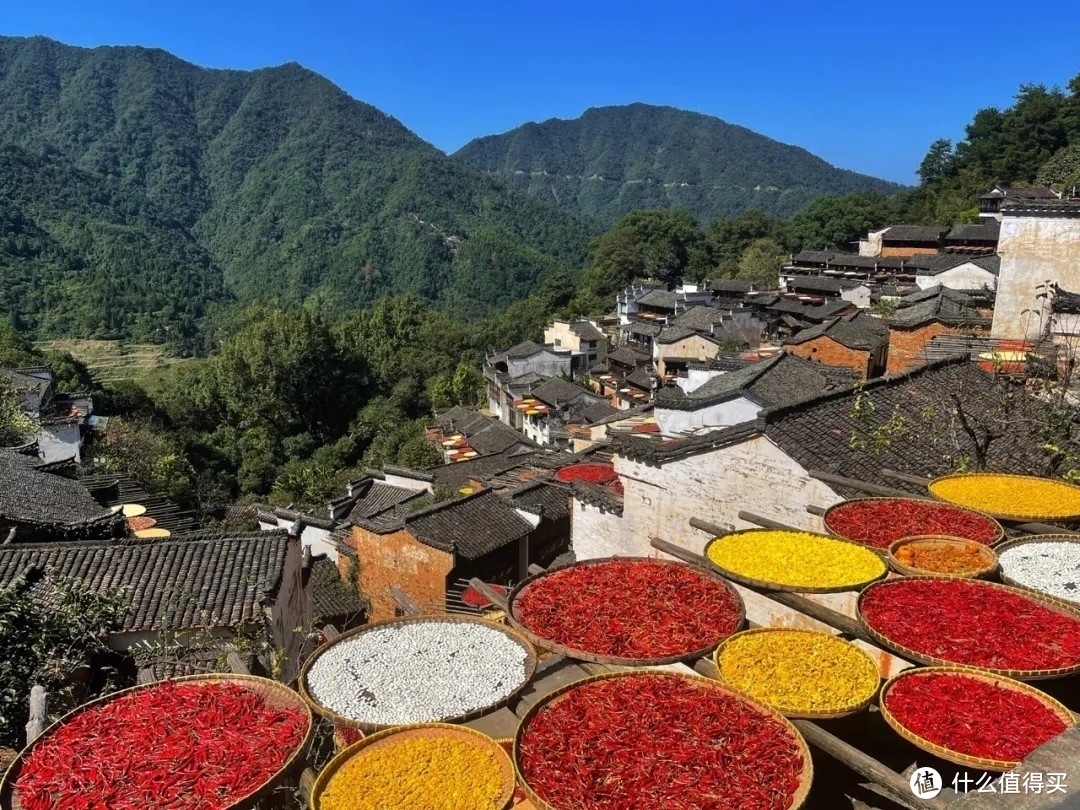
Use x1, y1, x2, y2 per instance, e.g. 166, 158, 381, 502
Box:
887, 322, 956, 374
345, 526, 453, 621
784, 337, 872, 378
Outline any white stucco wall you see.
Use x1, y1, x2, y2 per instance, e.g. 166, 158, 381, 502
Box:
914, 264, 997, 293
841, 287, 871, 308
260, 518, 337, 561
655, 397, 759, 434
38, 422, 81, 463
573, 434, 842, 561
507, 351, 572, 379
677, 368, 725, 394
993, 213, 1080, 339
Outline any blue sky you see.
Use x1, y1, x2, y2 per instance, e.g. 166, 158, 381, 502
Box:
4, 1, 1079, 184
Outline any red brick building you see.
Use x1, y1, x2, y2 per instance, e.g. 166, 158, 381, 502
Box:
886, 287, 992, 374
783, 312, 889, 378
342, 484, 570, 620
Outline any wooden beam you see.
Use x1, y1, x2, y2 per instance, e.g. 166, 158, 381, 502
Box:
226, 652, 250, 675
808, 470, 912, 497
806, 504, 827, 516
468, 578, 511, 612
388, 587, 422, 616
738, 510, 800, 531
321, 624, 341, 641
527, 564, 545, 576
689, 517, 734, 537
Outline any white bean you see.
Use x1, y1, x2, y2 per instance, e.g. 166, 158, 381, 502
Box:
305, 621, 529, 725
999, 542, 1080, 604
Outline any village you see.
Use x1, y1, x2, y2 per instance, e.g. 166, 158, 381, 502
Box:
3, 184, 1080, 810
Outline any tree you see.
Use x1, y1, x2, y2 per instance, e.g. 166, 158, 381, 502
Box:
587, 210, 699, 289
0, 573, 127, 747
788, 192, 893, 251
918, 139, 955, 185
737, 238, 786, 285
0, 380, 35, 446
1038, 141, 1080, 191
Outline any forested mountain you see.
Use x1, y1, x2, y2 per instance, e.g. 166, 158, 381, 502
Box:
0, 36, 595, 341
454, 103, 903, 224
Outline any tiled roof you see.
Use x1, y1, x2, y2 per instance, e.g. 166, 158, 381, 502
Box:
945, 221, 1000, 242
766, 297, 854, 321
671, 305, 732, 333
762, 359, 1057, 493
827, 254, 887, 270
1053, 285, 1080, 315
509, 480, 571, 520
791, 250, 834, 265
655, 354, 856, 411
250, 503, 336, 531
655, 325, 699, 344
435, 406, 491, 435
466, 421, 535, 455
708, 279, 759, 293
586, 404, 654, 427
0, 531, 289, 633
889, 287, 990, 329
402, 489, 534, 559
784, 312, 888, 351
0, 453, 119, 537
530, 377, 593, 406
0, 368, 51, 413
902, 253, 1000, 276
569, 481, 624, 516
607, 347, 650, 366
504, 340, 546, 358
610, 419, 767, 465
568, 321, 605, 342
625, 368, 655, 390
79, 471, 199, 534
689, 355, 751, 372
1001, 198, 1080, 216
996, 186, 1060, 200
347, 480, 424, 522
787, 277, 865, 295
429, 453, 541, 491
580, 401, 619, 424
310, 557, 367, 620
636, 289, 678, 309
626, 321, 662, 337
381, 465, 436, 482
882, 225, 949, 243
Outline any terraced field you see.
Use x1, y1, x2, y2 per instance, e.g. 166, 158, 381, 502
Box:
37, 339, 197, 392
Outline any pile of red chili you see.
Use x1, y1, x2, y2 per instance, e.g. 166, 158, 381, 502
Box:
554, 462, 618, 485
518, 674, 805, 810
461, 583, 506, 608
860, 579, 1080, 672
513, 559, 743, 659
885, 672, 1068, 763
825, 498, 1000, 550
15, 680, 309, 810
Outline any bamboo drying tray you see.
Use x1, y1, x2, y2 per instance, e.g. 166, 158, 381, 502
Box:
513, 670, 813, 810
887, 535, 998, 578
823, 496, 1004, 549
505, 556, 745, 666
928, 472, 1080, 522
298, 615, 538, 731
0, 673, 314, 810
703, 528, 888, 594
879, 666, 1075, 771
857, 576, 1080, 680
712, 627, 880, 720
310, 723, 514, 810
994, 533, 1080, 605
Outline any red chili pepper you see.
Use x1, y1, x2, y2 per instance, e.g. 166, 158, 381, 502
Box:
862, 579, 1080, 671
15, 681, 309, 810
826, 498, 999, 549
515, 559, 742, 659
554, 463, 619, 485
519, 674, 804, 810
885, 672, 1066, 762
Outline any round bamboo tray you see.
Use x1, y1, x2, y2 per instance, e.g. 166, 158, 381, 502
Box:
310, 723, 514, 810
505, 556, 745, 666
928, 472, 1080, 522
298, 615, 538, 732
858, 576, 1080, 680
823, 496, 1005, 550
703, 528, 888, 594
0, 673, 313, 810
712, 627, 880, 719
887, 535, 998, 578
879, 666, 1075, 771
995, 533, 1080, 605
513, 670, 813, 810
120, 503, 147, 518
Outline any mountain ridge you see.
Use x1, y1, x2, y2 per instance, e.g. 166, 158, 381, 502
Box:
454, 102, 903, 224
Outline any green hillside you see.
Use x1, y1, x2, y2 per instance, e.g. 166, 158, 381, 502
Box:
0, 36, 595, 342
454, 103, 904, 225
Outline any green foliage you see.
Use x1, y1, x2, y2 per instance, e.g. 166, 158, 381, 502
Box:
787, 192, 894, 250
0, 381, 35, 446
737, 238, 786, 284
0, 35, 594, 342
455, 102, 903, 224
0, 573, 128, 747
1038, 141, 1080, 191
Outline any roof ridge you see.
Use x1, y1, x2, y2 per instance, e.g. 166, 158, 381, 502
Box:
402, 487, 493, 522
